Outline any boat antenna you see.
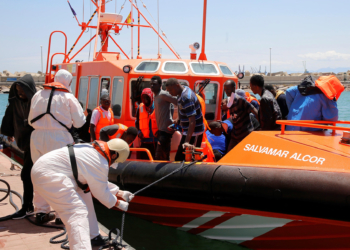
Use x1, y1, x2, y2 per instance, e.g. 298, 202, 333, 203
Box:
157, 0, 160, 58
83, 0, 84, 22
198, 0, 207, 60
115, 0, 117, 13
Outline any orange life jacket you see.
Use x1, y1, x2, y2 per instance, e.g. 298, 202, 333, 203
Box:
315, 75, 344, 101
196, 94, 209, 130
108, 124, 128, 140
201, 132, 216, 163
92, 140, 112, 166
30, 82, 71, 131
93, 106, 114, 140
245, 92, 260, 105
139, 103, 158, 138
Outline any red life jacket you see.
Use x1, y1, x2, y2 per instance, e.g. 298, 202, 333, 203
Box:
30, 82, 71, 131
108, 124, 128, 140
92, 106, 114, 140
92, 140, 112, 166
139, 103, 158, 138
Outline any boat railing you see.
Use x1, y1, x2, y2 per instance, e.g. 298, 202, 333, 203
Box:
129, 148, 154, 161
276, 120, 350, 135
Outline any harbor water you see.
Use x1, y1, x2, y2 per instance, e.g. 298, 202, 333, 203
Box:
0, 92, 349, 249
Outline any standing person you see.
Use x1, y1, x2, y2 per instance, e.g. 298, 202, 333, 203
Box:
31, 139, 134, 250
1, 75, 37, 219
222, 79, 236, 119
265, 84, 289, 120
249, 75, 282, 130
285, 75, 342, 131
165, 78, 205, 161
135, 88, 158, 160
29, 69, 86, 224
90, 94, 114, 141
150, 76, 177, 161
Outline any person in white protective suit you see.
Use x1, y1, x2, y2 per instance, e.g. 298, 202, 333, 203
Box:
31, 138, 134, 250
28, 69, 86, 224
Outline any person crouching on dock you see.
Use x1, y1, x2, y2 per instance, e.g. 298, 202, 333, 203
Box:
1, 74, 37, 219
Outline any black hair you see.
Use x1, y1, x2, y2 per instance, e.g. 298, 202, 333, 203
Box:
264, 84, 275, 92
151, 75, 162, 85
224, 79, 236, 89
165, 78, 179, 87
100, 94, 110, 100
125, 126, 138, 137
250, 75, 264, 88
209, 121, 221, 129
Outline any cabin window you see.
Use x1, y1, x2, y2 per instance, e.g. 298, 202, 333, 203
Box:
195, 81, 219, 121
130, 79, 151, 117
100, 77, 111, 96
111, 77, 124, 118
162, 61, 187, 73
71, 77, 77, 95
135, 61, 160, 72
78, 77, 89, 110
87, 77, 99, 111
219, 65, 233, 76
190, 62, 219, 75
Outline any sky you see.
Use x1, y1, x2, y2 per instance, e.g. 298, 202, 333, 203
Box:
1, 0, 350, 74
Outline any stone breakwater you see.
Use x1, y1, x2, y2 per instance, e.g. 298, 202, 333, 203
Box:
0, 82, 44, 93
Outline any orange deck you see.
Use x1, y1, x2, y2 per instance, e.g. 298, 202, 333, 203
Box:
0, 154, 117, 250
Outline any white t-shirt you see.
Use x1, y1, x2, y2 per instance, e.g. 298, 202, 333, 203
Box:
90, 106, 113, 125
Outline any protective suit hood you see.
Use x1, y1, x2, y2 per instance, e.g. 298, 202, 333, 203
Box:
54, 69, 73, 92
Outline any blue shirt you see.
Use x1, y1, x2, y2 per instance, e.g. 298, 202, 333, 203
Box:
285, 86, 338, 131
206, 119, 233, 154
177, 86, 204, 135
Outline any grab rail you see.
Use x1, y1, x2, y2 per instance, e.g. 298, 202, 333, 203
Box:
129, 148, 153, 161
276, 120, 350, 135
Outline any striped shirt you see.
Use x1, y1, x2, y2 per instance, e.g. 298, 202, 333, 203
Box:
177, 86, 204, 135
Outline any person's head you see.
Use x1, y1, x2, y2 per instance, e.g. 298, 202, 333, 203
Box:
165, 78, 183, 97
141, 88, 153, 107
209, 121, 223, 136
100, 94, 111, 110
249, 75, 264, 95
122, 127, 138, 145
15, 83, 28, 101
221, 98, 228, 111
223, 80, 236, 97
150, 75, 162, 94
107, 138, 130, 165
235, 89, 246, 99
264, 84, 276, 97
54, 69, 73, 92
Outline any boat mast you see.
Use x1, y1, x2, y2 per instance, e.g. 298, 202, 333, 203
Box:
198, 0, 207, 61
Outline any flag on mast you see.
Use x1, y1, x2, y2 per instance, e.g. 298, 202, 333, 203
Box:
67, 1, 77, 16
124, 12, 133, 28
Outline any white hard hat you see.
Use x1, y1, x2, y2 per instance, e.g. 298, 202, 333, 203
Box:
107, 138, 130, 163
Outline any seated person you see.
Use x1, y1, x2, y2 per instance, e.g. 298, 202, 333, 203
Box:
227, 92, 259, 151
206, 121, 233, 161
135, 88, 158, 160
265, 84, 289, 120
286, 75, 342, 131
250, 75, 282, 130
100, 124, 138, 145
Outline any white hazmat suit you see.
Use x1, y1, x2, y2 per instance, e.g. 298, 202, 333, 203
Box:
31, 143, 125, 250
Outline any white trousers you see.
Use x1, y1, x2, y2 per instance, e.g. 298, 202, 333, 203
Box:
32, 168, 100, 250
30, 129, 99, 240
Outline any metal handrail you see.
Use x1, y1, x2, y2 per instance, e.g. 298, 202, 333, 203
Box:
276, 120, 350, 135
129, 148, 153, 161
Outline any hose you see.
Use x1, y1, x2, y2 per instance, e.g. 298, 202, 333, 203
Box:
0, 178, 69, 249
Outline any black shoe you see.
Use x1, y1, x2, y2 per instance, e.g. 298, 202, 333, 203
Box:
12, 205, 34, 220
55, 218, 63, 225
35, 212, 56, 224
91, 234, 109, 246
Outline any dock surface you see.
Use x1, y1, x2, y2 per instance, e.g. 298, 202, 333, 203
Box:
0, 153, 133, 249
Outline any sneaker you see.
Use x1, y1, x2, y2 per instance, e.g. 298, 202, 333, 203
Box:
35, 212, 56, 224
12, 205, 34, 220
91, 234, 109, 246
55, 218, 63, 225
